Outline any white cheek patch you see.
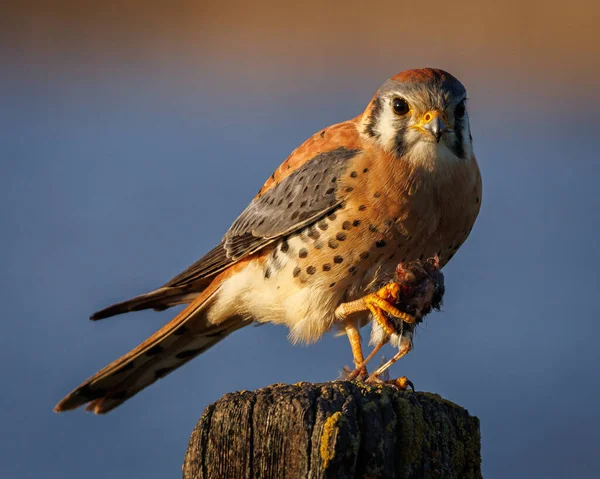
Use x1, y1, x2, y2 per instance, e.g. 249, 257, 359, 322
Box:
375, 105, 401, 151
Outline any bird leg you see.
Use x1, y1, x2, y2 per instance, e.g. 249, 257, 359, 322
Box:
335, 282, 416, 379
344, 339, 388, 380
366, 341, 414, 390
343, 319, 368, 378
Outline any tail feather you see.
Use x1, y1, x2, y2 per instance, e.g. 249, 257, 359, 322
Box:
89, 285, 205, 321
55, 274, 247, 414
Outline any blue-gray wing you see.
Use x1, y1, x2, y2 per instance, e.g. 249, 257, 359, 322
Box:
90, 146, 360, 320
164, 147, 360, 288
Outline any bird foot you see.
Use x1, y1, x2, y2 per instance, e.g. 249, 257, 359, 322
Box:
362, 283, 415, 335
339, 365, 368, 381
365, 374, 413, 390
346, 366, 369, 380
384, 376, 415, 391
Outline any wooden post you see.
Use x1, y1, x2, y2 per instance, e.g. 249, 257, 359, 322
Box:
183, 381, 481, 478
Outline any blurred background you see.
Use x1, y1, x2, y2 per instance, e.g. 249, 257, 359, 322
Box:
1, 1, 599, 477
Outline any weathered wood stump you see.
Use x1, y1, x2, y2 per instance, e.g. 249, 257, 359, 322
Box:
183, 381, 481, 479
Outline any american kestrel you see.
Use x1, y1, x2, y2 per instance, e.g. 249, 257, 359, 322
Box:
55, 68, 482, 414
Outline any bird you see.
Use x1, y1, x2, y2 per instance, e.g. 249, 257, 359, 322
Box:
55, 68, 482, 414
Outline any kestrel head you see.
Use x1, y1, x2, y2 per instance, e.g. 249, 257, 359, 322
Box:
361, 68, 472, 164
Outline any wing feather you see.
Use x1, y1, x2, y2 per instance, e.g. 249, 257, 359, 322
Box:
93, 121, 362, 318
164, 146, 360, 288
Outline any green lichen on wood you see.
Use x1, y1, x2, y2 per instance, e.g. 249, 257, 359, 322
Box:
394, 395, 426, 468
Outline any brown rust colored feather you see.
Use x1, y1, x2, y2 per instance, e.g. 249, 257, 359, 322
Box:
256, 120, 362, 197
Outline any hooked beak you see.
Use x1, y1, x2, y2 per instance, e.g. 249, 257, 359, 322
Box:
420, 111, 447, 143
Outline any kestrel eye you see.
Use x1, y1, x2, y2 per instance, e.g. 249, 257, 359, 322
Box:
392, 98, 410, 116
455, 100, 466, 119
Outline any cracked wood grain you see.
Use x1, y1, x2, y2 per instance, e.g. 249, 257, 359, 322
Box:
183, 381, 482, 479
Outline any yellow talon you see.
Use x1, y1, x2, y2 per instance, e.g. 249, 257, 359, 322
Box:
376, 282, 401, 302
363, 283, 416, 336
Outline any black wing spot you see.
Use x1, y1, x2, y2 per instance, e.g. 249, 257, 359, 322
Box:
146, 345, 164, 357
114, 361, 135, 375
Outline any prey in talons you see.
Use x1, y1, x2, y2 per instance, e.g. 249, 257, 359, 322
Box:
337, 255, 445, 387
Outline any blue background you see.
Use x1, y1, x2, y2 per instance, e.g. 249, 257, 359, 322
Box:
1, 2, 599, 477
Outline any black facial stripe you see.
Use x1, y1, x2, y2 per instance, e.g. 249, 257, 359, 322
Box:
452, 116, 466, 160
364, 97, 383, 138
393, 117, 411, 157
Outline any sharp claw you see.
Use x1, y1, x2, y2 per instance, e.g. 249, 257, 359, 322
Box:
385, 376, 415, 391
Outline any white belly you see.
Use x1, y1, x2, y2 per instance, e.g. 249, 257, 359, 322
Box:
205, 232, 400, 345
